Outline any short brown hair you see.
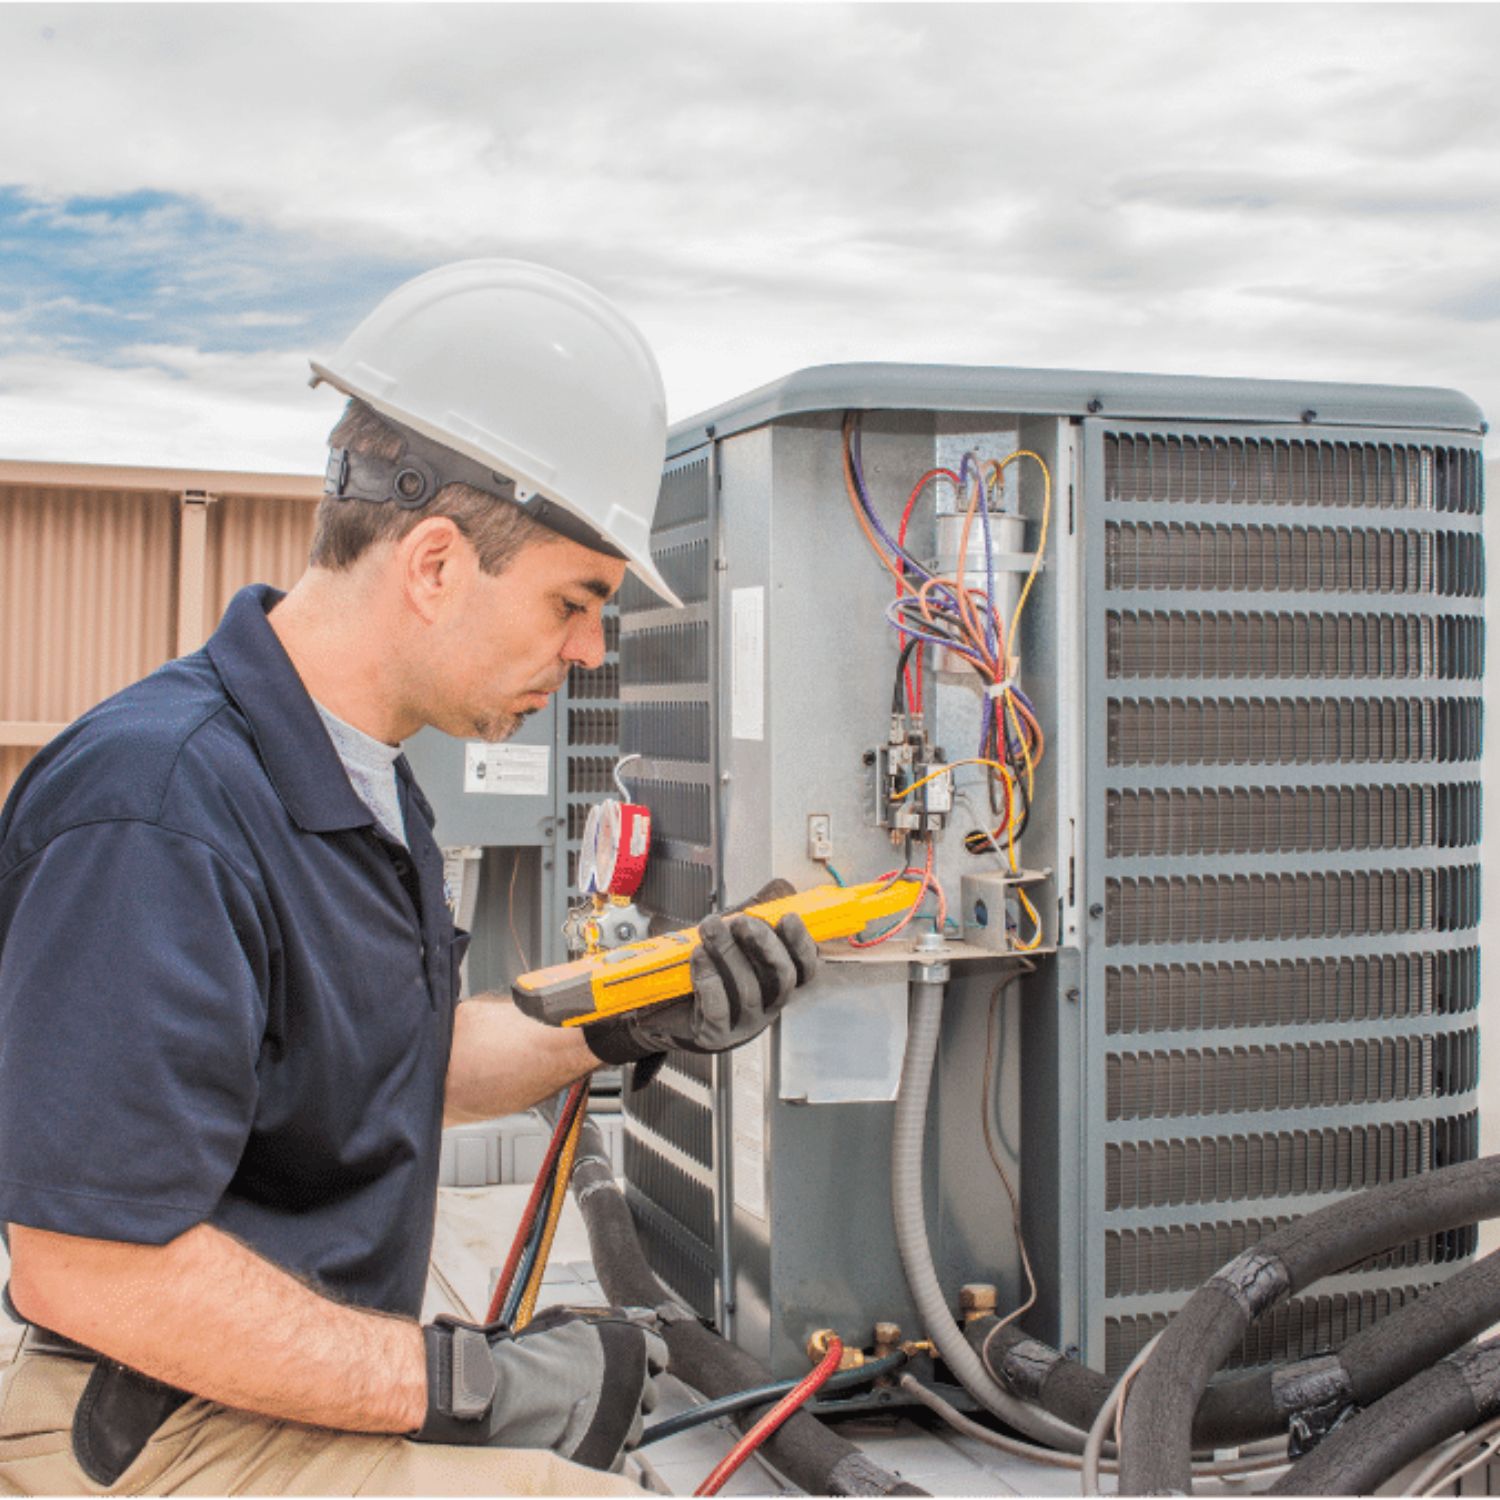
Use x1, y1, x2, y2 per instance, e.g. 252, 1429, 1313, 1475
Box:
308, 399, 559, 574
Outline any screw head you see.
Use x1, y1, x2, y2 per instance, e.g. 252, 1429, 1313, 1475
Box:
1089, 902, 1104, 919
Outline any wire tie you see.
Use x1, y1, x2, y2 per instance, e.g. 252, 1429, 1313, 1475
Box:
985, 680, 1013, 699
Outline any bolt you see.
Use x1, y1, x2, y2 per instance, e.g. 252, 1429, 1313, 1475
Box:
1089, 902, 1104, 919
863, 750, 877, 766
960, 1284, 998, 1323
720, 771, 732, 784
1301, 408, 1318, 424
1087, 398, 1103, 414
1066, 987, 1081, 1004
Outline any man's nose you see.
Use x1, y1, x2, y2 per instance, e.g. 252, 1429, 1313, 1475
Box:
562, 614, 607, 671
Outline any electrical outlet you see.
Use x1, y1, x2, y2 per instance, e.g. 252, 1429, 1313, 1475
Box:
807, 813, 833, 862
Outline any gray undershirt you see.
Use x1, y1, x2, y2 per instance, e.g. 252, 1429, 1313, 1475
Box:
314, 702, 407, 848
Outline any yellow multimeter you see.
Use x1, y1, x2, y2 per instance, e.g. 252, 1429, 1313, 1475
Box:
512, 879, 921, 1027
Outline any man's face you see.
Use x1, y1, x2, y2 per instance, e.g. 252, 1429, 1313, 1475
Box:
424, 533, 626, 742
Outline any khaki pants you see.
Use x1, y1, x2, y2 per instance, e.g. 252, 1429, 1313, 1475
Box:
0, 1344, 646, 1497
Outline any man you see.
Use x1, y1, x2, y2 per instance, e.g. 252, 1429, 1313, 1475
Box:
0, 261, 816, 1495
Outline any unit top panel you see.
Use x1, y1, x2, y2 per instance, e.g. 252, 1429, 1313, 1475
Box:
666, 362, 1485, 456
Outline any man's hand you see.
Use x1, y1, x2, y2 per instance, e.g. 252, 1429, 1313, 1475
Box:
414, 1305, 667, 1470
582, 878, 819, 1065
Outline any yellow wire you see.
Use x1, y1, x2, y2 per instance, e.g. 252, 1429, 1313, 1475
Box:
889, 757, 1009, 801
514, 1103, 586, 1330
992, 450, 1053, 679
1014, 887, 1044, 951
1004, 690, 1036, 798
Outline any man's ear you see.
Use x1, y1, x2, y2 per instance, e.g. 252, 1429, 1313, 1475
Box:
399, 516, 469, 624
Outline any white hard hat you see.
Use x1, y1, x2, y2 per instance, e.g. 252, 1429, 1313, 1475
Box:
310, 259, 682, 608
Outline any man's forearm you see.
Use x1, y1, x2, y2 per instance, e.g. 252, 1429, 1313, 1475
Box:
8, 1222, 426, 1434
443, 994, 601, 1126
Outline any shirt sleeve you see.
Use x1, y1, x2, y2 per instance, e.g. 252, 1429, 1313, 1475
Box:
0, 820, 270, 1244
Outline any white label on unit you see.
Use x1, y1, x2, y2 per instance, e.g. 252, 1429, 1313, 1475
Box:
731, 1031, 768, 1220
463, 742, 550, 796
731, 586, 765, 742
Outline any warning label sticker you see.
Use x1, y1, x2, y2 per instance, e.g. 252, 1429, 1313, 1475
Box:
463, 742, 551, 797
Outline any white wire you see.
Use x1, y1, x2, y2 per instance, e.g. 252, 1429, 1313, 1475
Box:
899, 1375, 1291, 1483
1410, 1413, 1500, 1496
1082, 1334, 1159, 1497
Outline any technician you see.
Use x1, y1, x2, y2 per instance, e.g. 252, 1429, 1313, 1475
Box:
0, 261, 817, 1495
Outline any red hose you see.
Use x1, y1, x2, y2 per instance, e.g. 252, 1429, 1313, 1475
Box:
485, 1078, 588, 1324
694, 1337, 844, 1496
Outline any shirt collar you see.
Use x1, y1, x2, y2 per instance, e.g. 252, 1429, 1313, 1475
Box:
205, 585, 378, 835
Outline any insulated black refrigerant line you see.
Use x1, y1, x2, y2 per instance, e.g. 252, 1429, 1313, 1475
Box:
561, 1107, 928, 1498
1116, 1154, 1500, 1496
968, 1243, 1500, 1449
1265, 1335, 1500, 1496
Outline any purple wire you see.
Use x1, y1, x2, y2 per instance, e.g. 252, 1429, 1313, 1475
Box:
849, 421, 935, 585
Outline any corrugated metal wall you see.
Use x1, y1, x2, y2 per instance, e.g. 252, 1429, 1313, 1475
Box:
0, 464, 319, 806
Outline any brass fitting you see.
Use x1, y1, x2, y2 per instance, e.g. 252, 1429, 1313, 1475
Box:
960, 1283, 998, 1324
901, 1339, 936, 1357
873, 1322, 902, 1360
806, 1329, 866, 1371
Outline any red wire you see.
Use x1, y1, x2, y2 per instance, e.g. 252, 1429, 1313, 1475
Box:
849, 844, 935, 948
485, 1078, 588, 1323
694, 1338, 844, 1496
896, 467, 959, 712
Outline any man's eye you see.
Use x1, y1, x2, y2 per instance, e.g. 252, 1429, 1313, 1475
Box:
559, 599, 587, 619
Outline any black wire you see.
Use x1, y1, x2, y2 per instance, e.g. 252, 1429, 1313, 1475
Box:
892, 636, 922, 716
637, 1352, 909, 1447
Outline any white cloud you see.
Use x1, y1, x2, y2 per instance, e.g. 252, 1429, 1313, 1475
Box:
0, 3, 1496, 459
0, 346, 335, 471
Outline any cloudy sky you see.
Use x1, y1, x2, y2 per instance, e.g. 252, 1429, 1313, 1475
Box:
0, 2, 1496, 473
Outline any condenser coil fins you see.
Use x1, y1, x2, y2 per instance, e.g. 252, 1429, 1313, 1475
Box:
1092, 427, 1484, 1375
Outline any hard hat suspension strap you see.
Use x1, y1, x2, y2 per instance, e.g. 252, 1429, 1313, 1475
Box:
323, 415, 625, 560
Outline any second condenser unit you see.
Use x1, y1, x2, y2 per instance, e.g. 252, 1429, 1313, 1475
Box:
610, 364, 1485, 1380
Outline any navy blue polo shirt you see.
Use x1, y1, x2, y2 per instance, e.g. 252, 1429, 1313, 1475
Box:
0, 585, 465, 1316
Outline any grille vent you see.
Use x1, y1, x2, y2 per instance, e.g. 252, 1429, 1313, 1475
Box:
1106, 865, 1480, 945
1107, 1284, 1434, 1376
1106, 1029, 1479, 1121
568, 662, 618, 700
621, 450, 722, 1321
1106, 610, 1482, 681
1105, 948, 1480, 1034
637, 856, 716, 928
1105, 1113, 1479, 1211
1106, 783, 1481, 858
619, 537, 712, 613
1105, 521, 1484, 596
1104, 435, 1481, 514
654, 456, 713, 528
1106, 1219, 1442, 1297
624, 1187, 717, 1320
567, 707, 619, 747
624, 1081, 712, 1167
623, 1131, 715, 1245
620, 622, 710, 686
620, 701, 711, 763
622, 776, 713, 846
1107, 696, 1481, 766
567, 756, 619, 796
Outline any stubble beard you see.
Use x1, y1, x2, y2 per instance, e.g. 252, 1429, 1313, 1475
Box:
472, 709, 530, 743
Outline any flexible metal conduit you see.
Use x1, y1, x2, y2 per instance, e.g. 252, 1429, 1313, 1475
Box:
892, 961, 1088, 1452
564, 1108, 926, 1498
1265, 1336, 1500, 1496
970, 1244, 1500, 1448
1118, 1155, 1500, 1495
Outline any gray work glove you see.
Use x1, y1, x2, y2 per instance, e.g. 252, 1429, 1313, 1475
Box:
413, 1305, 668, 1470
582, 878, 819, 1067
